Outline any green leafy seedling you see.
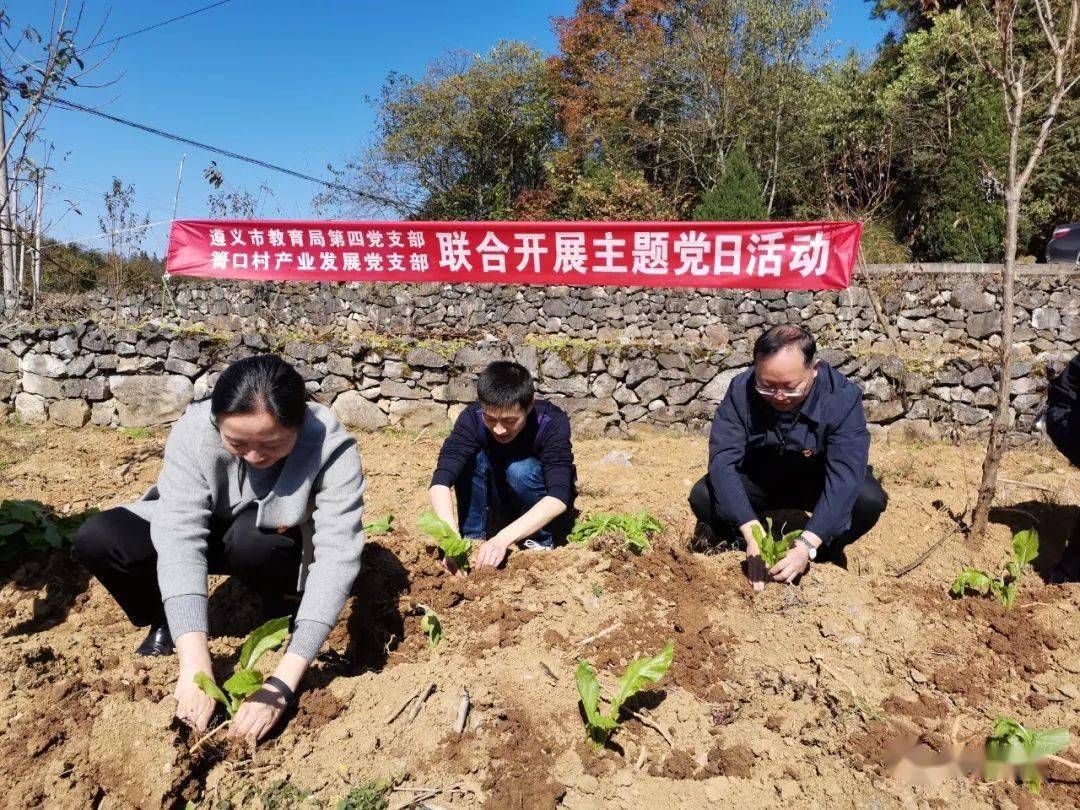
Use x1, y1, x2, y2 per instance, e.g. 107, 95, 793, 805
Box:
417, 510, 473, 571
576, 639, 674, 748
194, 616, 291, 718
363, 514, 395, 536
567, 511, 664, 555
419, 607, 442, 650
751, 517, 802, 568
0, 499, 98, 561
985, 715, 1070, 795
949, 529, 1038, 610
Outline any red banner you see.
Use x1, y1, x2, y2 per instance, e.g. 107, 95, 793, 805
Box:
166, 220, 861, 289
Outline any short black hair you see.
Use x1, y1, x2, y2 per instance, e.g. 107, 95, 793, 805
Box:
477, 361, 534, 409
211, 354, 307, 429
753, 324, 816, 367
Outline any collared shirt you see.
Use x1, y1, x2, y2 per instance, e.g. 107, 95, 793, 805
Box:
707, 361, 871, 544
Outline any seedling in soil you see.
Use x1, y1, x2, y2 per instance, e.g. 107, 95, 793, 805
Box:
417, 510, 473, 571
751, 517, 802, 568
950, 529, 1038, 609
193, 616, 291, 719
363, 514, 395, 535
985, 715, 1070, 794
336, 775, 397, 810
576, 639, 674, 748
418, 606, 442, 650
0, 499, 98, 560
567, 511, 663, 555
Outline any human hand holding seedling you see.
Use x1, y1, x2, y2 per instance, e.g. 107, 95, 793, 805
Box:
174, 632, 216, 732
418, 510, 474, 577
770, 542, 811, 583
740, 521, 767, 591
229, 649, 305, 742
191, 617, 293, 744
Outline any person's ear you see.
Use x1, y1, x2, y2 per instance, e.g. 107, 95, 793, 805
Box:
525, 400, 535, 416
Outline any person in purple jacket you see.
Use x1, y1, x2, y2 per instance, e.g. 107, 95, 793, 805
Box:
429, 361, 576, 574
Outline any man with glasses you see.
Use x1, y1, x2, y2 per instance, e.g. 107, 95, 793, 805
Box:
429, 360, 576, 575
689, 324, 887, 589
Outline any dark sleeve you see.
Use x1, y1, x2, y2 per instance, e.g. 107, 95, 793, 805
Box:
537, 410, 575, 506
706, 391, 757, 528
1046, 354, 1080, 467
431, 408, 483, 489
804, 393, 871, 544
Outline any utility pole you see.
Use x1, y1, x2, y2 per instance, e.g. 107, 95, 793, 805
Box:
0, 90, 14, 310
171, 153, 186, 221
32, 172, 42, 306
13, 171, 22, 289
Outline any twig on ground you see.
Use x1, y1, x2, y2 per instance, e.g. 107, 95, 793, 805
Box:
629, 709, 673, 748
190, 720, 228, 753
812, 656, 860, 698
408, 682, 437, 722
1047, 754, 1080, 770
1017, 602, 1055, 609
994, 505, 1040, 524
411, 427, 430, 445
635, 744, 648, 770
895, 527, 957, 578
895, 501, 965, 578
454, 687, 470, 734
385, 687, 422, 725
571, 622, 622, 651
998, 478, 1059, 495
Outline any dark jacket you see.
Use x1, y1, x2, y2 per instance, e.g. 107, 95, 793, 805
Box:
431, 400, 576, 506
1046, 353, 1080, 468
707, 362, 870, 545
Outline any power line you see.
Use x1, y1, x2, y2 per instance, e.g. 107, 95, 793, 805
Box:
44, 95, 379, 201
86, 1, 236, 51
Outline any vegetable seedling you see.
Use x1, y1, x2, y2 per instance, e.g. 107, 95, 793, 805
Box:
950, 529, 1038, 609
0, 499, 98, 560
417, 510, 474, 571
567, 511, 663, 555
363, 514, 395, 536
751, 517, 802, 568
985, 715, 1070, 795
418, 607, 442, 650
576, 639, 674, 748
193, 616, 291, 718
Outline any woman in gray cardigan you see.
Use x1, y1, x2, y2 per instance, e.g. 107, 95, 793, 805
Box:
75, 354, 366, 741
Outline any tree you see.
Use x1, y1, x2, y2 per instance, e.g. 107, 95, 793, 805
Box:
0, 2, 109, 311
692, 145, 768, 220
99, 178, 151, 318
969, 0, 1080, 540
319, 42, 559, 220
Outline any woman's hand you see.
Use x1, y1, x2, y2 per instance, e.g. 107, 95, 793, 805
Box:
229, 653, 307, 743
229, 686, 288, 741
174, 631, 215, 732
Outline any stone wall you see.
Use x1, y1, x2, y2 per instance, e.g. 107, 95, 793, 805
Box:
54, 267, 1080, 352
2, 268, 1078, 440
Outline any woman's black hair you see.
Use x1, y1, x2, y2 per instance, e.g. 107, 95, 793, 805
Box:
210, 354, 307, 429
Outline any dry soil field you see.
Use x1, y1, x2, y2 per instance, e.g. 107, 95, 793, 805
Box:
0, 423, 1077, 809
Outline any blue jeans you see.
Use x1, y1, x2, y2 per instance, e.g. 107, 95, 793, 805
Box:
456, 451, 556, 549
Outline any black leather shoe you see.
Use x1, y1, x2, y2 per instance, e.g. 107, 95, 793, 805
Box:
135, 624, 174, 657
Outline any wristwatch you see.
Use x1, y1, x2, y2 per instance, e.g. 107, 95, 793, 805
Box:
796, 535, 817, 561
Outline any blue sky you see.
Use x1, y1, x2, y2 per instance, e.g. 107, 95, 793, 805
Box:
6, 1, 894, 254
